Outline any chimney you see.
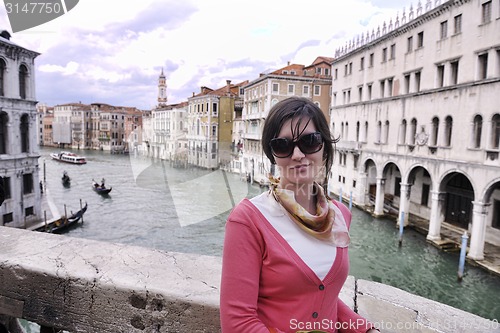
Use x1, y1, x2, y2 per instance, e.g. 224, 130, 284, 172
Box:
226, 80, 231, 94
287, 61, 290, 66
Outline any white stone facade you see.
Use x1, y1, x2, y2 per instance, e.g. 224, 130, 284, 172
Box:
330, 0, 500, 257
0, 32, 42, 227
148, 103, 188, 162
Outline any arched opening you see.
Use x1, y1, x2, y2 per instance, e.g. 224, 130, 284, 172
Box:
0, 112, 8, 154
19, 64, 28, 99
443, 173, 474, 229
20, 114, 29, 153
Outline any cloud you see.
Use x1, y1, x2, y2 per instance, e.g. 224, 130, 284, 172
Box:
0, 0, 414, 109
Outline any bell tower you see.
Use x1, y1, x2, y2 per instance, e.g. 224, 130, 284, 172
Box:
157, 68, 167, 107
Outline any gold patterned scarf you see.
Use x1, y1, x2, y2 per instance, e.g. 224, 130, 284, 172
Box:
269, 175, 350, 247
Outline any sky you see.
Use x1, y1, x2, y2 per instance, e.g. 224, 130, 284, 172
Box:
0, 0, 414, 110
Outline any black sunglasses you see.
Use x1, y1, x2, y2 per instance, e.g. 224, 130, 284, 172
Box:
269, 132, 324, 158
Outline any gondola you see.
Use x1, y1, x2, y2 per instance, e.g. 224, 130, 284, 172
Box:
62, 171, 71, 186
92, 179, 112, 195
35, 203, 88, 233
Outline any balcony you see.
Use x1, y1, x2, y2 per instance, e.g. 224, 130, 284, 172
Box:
336, 140, 362, 153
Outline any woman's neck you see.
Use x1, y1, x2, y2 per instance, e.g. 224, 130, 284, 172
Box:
280, 182, 317, 215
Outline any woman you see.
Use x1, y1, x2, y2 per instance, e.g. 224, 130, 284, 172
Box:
220, 97, 379, 333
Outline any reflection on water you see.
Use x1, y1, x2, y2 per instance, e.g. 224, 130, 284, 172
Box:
37, 147, 500, 321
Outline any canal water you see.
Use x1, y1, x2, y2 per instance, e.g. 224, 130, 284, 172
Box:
36, 147, 500, 322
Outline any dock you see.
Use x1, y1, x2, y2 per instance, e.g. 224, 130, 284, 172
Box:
410, 217, 500, 278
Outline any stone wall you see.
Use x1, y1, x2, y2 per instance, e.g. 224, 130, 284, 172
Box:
0, 226, 497, 333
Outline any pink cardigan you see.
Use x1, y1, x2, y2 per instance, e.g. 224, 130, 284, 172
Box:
220, 198, 374, 333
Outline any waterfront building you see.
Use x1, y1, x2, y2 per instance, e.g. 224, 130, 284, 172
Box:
140, 110, 153, 155
0, 31, 43, 227
52, 102, 91, 149
95, 103, 127, 153
146, 71, 189, 162
329, 0, 500, 257
36, 103, 54, 146
186, 80, 246, 169
239, 58, 333, 185
124, 107, 144, 154
149, 102, 188, 162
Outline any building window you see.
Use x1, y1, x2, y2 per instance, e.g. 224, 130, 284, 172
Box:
358, 86, 363, 102
421, 184, 430, 206
0, 112, 7, 154
325, 68, 330, 76
344, 64, 348, 76
367, 83, 372, 100
382, 48, 387, 62
25, 206, 34, 216
383, 120, 390, 143
3, 213, 13, 224
415, 71, 421, 92
380, 80, 385, 98
23, 173, 33, 194
360, 57, 365, 70
454, 14, 462, 34
473, 115, 482, 148
437, 64, 445, 87
287, 84, 295, 95
349, 62, 353, 75
444, 116, 453, 147
417, 31, 424, 48
409, 118, 418, 145
478, 53, 488, 79
20, 114, 29, 153
272, 83, 279, 93
2, 177, 10, 199
404, 74, 411, 93
356, 121, 360, 141
399, 120, 407, 145
387, 78, 393, 97
491, 114, 500, 149
450, 60, 459, 85
482, 0, 492, 24
390, 44, 396, 60
364, 121, 369, 143
395, 177, 401, 197
314, 85, 321, 96
407, 36, 413, 53
493, 200, 500, 229
369, 53, 374, 67
334, 68, 338, 80
440, 20, 448, 39
19, 64, 28, 99
212, 125, 217, 137
0, 59, 5, 96
431, 117, 439, 146
303, 85, 309, 96
376, 121, 382, 143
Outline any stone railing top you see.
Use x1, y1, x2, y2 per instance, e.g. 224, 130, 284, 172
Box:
0, 226, 498, 333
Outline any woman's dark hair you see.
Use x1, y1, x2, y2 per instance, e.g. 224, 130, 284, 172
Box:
262, 97, 338, 184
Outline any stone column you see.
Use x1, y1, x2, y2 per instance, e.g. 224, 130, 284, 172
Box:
427, 191, 445, 241
397, 183, 411, 227
373, 177, 385, 216
467, 201, 489, 260
357, 172, 368, 206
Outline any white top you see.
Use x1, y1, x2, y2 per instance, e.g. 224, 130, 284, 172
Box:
250, 191, 338, 280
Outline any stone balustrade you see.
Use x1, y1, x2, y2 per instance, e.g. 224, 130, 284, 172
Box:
0, 226, 498, 333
